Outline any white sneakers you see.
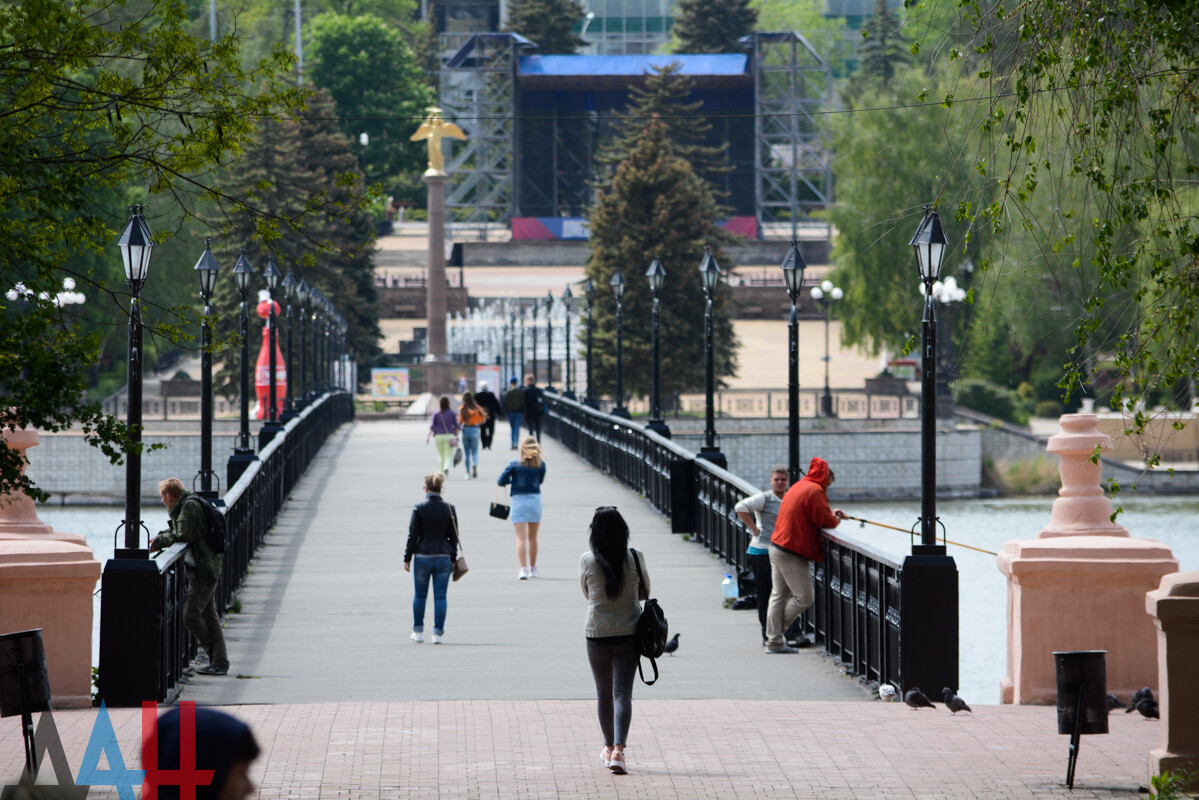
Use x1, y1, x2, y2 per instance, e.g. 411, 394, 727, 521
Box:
519, 567, 530, 580
432, 634, 443, 645
529, 566, 540, 578
411, 631, 424, 643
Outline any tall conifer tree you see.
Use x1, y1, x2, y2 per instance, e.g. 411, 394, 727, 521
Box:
504, 0, 585, 53
670, 0, 757, 54
586, 119, 737, 399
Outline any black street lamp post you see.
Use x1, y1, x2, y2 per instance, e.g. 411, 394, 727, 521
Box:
280, 270, 298, 422
697, 248, 726, 467
229, 251, 258, 485
645, 258, 670, 437
931, 275, 965, 419
561, 286, 575, 400
610, 269, 630, 418
309, 289, 320, 400
810, 279, 843, 417
259, 256, 284, 446
518, 306, 526, 380
544, 290, 554, 390
508, 310, 516, 383
193, 240, 220, 498
781, 240, 807, 484
900, 204, 959, 696
296, 280, 309, 407
531, 299, 539, 385
116, 205, 154, 556
583, 279, 597, 409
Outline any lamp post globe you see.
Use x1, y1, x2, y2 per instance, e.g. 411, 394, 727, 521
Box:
115, 205, 154, 556
229, 250, 259, 485
697, 247, 726, 468
561, 285, 575, 399
645, 258, 669, 438
192, 240, 220, 498
610, 269, 630, 419
781, 240, 807, 484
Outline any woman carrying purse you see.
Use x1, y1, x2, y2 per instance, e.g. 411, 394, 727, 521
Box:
404, 472, 460, 644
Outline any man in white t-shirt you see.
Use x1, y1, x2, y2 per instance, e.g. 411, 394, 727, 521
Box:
734, 466, 789, 644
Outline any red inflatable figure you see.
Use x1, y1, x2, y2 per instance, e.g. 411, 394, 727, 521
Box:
254, 290, 286, 420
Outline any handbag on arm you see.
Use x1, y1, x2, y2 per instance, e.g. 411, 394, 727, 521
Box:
630, 549, 668, 686
449, 508, 468, 581
489, 486, 510, 520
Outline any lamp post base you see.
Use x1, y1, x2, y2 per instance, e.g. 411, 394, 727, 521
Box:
281, 407, 300, 423
258, 422, 285, 449
561, 390, 576, 401
820, 392, 836, 417
645, 419, 671, 438
611, 406, 631, 420
583, 398, 599, 410
228, 450, 259, 486
697, 447, 727, 470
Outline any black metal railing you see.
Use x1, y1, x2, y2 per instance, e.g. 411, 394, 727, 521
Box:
100, 390, 354, 705
543, 390, 909, 690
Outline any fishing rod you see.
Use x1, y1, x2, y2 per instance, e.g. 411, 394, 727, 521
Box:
843, 515, 998, 556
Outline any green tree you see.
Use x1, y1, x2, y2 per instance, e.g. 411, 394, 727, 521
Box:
596, 64, 730, 196
209, 88, 382, 397
847, 0, 908, 96
307, 13, 433, 194
586, 119, 738, 399
504, 0, 585, 54
670, 0, 757, 54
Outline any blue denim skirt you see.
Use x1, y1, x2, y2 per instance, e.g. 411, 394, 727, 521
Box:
510, 492, 542, 523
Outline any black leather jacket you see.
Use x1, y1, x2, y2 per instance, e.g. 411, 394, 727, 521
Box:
405, 494, 459, 562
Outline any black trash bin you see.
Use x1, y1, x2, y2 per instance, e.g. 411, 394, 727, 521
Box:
0, 628, 52, 779
1054, 650, 1108, 788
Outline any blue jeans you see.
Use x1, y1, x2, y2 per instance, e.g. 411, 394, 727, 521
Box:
412, 555, 452, 635
461, 426, 481, 474
507, 412, 523, 447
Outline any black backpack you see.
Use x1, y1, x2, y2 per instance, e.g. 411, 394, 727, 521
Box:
630, 549, 668, 685
187, 495, 227, 555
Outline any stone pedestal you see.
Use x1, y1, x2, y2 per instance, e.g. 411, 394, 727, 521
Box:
423, 172, 452, 396
1147, 571, 1199, 787
998, 413, 1178, 704
0, 428, 101, 708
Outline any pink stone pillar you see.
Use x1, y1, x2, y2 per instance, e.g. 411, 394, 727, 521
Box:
1147, 571, 1199, 787
0, 428, 101, 708
423, 173, 452, 396
998, 413, 1178, 704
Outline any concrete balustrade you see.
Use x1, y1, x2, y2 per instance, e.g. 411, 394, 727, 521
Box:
1147, 570, 1199, 787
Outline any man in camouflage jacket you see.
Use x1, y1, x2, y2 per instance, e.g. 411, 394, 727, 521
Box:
150, 476, 229, 675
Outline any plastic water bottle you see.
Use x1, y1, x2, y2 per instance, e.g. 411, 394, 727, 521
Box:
721, 574, 739, 608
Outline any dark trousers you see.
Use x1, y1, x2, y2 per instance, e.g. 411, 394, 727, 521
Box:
586, 635, 639, 747
525, 412, 541, 442
480, 418, 496, 449
184, 571, 228, 669
749, 552, 773, 639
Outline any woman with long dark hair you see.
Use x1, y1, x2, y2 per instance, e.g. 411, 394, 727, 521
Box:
579, 506, 648, 775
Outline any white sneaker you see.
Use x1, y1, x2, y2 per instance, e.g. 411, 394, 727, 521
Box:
432, 634, 443, 644
519, 567, 530, 580
411, 631, 424, 643
529, 566, 540, 578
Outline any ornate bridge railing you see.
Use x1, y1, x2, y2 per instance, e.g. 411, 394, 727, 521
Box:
99, 391, 354, 705
544, 391, 953, 693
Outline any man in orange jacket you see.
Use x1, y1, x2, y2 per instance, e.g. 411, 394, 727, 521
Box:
764, 457, 847, 653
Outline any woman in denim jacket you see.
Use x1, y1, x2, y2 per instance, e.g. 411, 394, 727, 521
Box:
497, 436, 546, 580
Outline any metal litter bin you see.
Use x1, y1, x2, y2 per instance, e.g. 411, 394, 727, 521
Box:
1054, 650, 1108, 788
0, 629, 52, 779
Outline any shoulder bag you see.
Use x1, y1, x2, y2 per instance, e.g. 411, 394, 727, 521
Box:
449, 509, 469, 581
630, 549, 668, 686
489, 486, 510, 520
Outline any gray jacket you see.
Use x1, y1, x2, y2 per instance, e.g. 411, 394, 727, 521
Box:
580, 548, 649, 638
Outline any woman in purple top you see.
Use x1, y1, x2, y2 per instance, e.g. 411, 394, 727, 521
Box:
426, 396, 461, 474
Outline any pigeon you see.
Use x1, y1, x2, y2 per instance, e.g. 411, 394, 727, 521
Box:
942, 687, 972, 714
1126, 687, 1155, 713
1129, 696, 1159, 719
1106, 694, 1124, 711
879, 684, 897, 702
663, 633, 680, 656
904, 688, 936, 710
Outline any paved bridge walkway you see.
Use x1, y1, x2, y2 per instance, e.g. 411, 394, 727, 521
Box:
2, 419, 1161, 797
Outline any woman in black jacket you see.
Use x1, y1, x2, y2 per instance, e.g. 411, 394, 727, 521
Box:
404, 472, 460, 644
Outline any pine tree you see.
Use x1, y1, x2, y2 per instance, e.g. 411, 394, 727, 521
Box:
670, 0, 757, 54
585, 119, 738, 400
504, 0, 585, 54
211, 89, 382, 396
596, 64, 731, 197
845, 0, 909, 100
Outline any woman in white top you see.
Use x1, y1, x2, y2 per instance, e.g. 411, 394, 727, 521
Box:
579, 506, 648, 775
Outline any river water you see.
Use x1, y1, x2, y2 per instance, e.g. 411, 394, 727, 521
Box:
36, 497, 1197, 706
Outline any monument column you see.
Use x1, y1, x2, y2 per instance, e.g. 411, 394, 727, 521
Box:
411, 108, 467, 397
424, 172, 452, 396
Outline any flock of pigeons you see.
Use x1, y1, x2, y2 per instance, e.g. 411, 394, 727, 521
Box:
877, 683, 1160, 718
